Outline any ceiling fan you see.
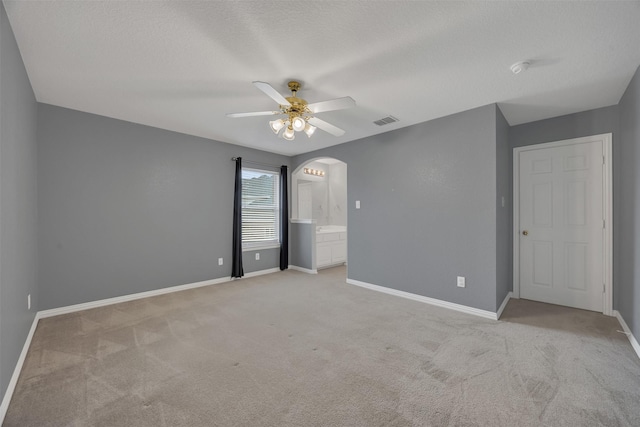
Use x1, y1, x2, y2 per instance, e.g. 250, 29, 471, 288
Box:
226, 81, 355, 141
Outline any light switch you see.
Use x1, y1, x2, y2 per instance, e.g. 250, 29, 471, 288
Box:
356, 200, 361, 209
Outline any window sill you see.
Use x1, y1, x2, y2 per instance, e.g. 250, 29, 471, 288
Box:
242, 244, 281, 252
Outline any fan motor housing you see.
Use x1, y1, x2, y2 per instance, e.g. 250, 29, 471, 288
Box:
285, 96, 308, 113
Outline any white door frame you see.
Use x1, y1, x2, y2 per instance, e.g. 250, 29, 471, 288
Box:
513, 133, 613, 316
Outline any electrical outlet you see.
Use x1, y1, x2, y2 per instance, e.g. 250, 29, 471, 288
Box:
457, 276, 466, 288
28, 294, 31, 310
356, 200, 361, 209
218, 257, 223, 266
255, 253, 260, 260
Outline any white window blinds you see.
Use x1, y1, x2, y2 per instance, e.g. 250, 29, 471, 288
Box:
241, 168, 280, 248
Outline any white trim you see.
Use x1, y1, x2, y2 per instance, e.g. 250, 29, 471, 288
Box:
290, 218, 316, 224
240, 267, 280, 279
614, 310, 640, 360
242, 243, 280, 252
603, 138, 614, 316
513, 144, 521, 298
0, 314, 39, 424
346, 278, 500, 320
496, 292, 513, 320
288, 265, 318, 274
39, 276, 231, 319
40, 267, 281, 319
512, 133, 613, 315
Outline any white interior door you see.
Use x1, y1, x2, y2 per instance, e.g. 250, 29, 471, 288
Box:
518, 139, 604, 312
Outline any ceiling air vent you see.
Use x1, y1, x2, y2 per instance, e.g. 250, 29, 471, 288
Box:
373, 116, 399, 126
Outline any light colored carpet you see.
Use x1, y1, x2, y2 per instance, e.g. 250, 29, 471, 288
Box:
4, 266, 640, 426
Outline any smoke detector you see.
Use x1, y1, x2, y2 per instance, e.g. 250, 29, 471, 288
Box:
510, 61, 530, 75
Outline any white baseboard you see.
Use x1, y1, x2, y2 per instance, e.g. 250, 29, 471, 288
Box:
39, 276, 230, 319
613, 310, 640, 360
346, 278, 500, 320
288, 265, 317, 274
496, 292, 513, 320
241, 267, 280, 278
0, 313, 39, 424
39, 267, 280, 319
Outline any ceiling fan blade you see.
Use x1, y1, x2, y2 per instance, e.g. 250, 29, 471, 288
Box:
226, 111, 281, 118
307, 96, 356, 114
253, 81, 291, 107
307, 117, 345, 137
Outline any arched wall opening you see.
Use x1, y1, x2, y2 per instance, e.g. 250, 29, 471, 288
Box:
289, 157, 347, 273
292, 157, 347, 225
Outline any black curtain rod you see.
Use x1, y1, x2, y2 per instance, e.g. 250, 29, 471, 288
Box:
231, 157, 284, 169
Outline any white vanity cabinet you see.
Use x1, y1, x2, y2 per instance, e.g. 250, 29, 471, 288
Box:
316, 232, 347, 268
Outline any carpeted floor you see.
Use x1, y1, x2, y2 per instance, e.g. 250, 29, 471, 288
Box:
4, 266, 640, 426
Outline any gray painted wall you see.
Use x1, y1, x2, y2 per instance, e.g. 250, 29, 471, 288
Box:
289, 222, 314, 270
618, 65, 640, 337
293, 105, 500, 312
38, 104, 289, 310
509, 105, 619, 148
495, 106, 512, 309
0, 2, 38, 399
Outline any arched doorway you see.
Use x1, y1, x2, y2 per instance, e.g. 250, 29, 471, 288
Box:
290, 158, 347, 274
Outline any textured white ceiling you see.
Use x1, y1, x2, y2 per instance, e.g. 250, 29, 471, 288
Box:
4, 1, 640, 156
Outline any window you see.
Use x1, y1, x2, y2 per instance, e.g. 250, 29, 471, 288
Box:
241, 168, 280, 249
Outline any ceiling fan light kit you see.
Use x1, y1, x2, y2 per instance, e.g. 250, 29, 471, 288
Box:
282, 126, 295, 140
227, 80, 355, 141
303, 123, 316, 138
292, 116, 306, 132
269, 119, 285, 133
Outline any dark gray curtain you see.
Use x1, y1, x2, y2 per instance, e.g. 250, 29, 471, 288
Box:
231, 157, 244, 278
279, 165, 289, 270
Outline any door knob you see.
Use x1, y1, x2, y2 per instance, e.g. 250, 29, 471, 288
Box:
522, 230, 528, 236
